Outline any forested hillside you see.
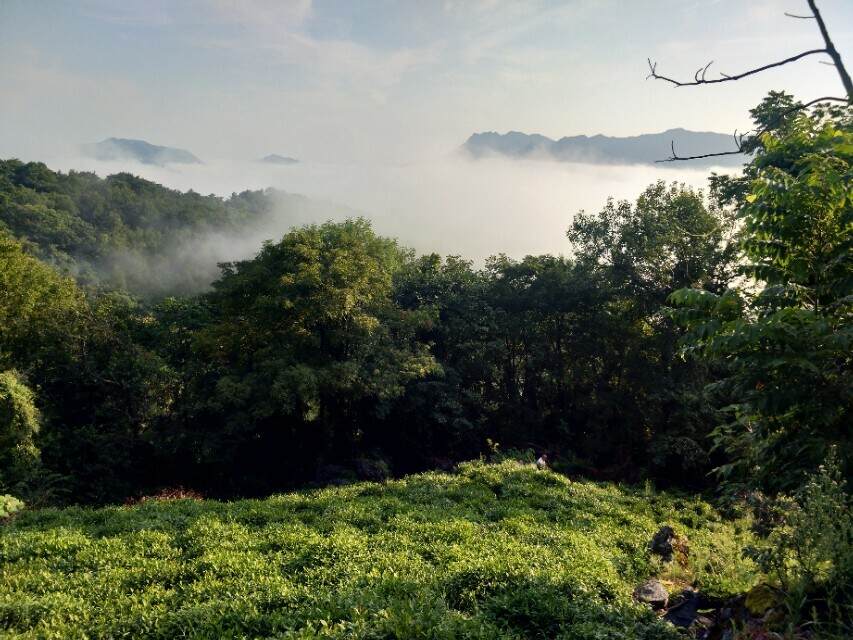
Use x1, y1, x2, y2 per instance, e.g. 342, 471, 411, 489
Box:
0, 92, 851, 638
0, 175, 735, 501
0, 161, 331, 297
1, 94, 850, 502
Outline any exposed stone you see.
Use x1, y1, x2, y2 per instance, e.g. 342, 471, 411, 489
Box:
634, 578, 669, 610
745, 584, 783, 616
650, 525, 676, 561
664, 589, 699, 627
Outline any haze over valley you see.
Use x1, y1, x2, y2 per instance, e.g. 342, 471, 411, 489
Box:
44, 146, 723, 266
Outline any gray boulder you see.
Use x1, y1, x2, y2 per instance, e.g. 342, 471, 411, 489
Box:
634, 579, 669, 610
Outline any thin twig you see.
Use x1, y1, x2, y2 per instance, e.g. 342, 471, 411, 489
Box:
647, 49, 829, 87
656, 96, 848, 162
808, 0, 853, 98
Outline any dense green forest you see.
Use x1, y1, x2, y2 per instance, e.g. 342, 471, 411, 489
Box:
1, 92, 851, 637
0, 162, 328, 297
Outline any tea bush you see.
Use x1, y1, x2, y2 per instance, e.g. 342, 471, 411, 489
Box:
0, 461, 757, 639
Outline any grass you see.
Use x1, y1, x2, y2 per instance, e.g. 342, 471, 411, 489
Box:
0, 461, 758, 639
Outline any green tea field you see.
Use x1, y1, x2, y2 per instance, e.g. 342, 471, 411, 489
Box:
0, 461, 758, 639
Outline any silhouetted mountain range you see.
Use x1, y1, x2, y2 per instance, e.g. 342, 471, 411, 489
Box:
462, 128, 745, 167
259, 154, 299, 165
82, 138, 202, 166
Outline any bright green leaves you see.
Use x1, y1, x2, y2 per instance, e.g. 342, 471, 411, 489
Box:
0, 231, 86, 371
0, 462, 755, 639
0, 371, 41, 492
672, 100, 853, 491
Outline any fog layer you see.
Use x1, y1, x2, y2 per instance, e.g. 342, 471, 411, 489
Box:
47, 154, 727, 265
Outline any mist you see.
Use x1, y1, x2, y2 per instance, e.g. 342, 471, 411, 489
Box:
46, 154, 727, 278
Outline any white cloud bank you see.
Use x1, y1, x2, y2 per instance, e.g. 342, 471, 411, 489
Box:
46, 153, 727, 263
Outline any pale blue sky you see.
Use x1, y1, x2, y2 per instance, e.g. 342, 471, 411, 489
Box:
2, 0, 852, 163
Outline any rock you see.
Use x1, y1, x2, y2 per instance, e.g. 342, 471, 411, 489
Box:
690, 614, 715, 640
634, 579, 669, 610
745, 584, 783, 616
664, 590, 699, 627
650, 525, 676, 561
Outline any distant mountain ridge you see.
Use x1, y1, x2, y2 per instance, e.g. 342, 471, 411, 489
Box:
259, 154, 299, 165
462, 128, 745, 167
82, 138, 202, 166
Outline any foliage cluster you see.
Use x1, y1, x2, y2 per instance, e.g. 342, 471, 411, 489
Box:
672, 98, 852, 491
745, 452, 852, 636
0, 165, 739, 501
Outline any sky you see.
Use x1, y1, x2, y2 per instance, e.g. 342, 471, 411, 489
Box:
0, 1, 851, 263
2, 0, 851, 164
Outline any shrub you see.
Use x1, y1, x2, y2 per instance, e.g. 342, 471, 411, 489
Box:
0, 371, 41, 492
0, 461, 755, 639
746, 451, 853, 636
0, 494, 24, 519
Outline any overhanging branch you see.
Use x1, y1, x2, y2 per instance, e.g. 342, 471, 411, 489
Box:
647, 49, 828, 87
657, 96, 849, 162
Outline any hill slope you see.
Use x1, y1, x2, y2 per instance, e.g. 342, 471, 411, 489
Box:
0, 159, 349, 297
259, 153, 299, 165
0, 461, 757, 639
82, 137, 202, 166
463, 129, 746, 167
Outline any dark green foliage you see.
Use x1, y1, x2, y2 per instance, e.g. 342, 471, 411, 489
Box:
745, 452, 852, 636
0, 160, 741, 499
0, 230, 175, 502
158, 220, 438, 493
0, 159, 282, 297
383, 183, 736, 485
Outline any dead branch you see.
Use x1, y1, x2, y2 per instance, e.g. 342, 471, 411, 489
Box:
647, 49, 828, 87
648, 0, 853, 162
657, 96, 848, 162
808, 0, 853, 98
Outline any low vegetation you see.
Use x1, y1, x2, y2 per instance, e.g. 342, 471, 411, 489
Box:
0, 461, 757, 639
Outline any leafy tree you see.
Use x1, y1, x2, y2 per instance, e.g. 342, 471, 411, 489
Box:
172, 220, 437, 491
565, 182, 737, 481
0, 230, 86, 373
672, 107, 852, 491
0, 370, 41, 492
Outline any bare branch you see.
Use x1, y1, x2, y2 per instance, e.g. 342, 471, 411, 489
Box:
647, 1, 853, 162
656, 97, 849, 162
647, 49, 829, 87
656, 147, 744, 164
808, 0, 853, 98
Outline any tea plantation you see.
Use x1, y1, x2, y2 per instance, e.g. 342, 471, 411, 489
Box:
0, 461, 757, 639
